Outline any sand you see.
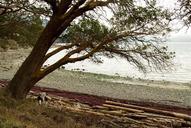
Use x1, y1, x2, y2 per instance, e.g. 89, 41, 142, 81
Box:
1, 48, 191, 108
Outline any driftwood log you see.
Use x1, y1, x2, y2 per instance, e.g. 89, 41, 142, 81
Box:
105, 100, 191, 121
27, 91, 191, 128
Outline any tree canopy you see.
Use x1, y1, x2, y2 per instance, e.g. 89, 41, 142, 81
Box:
0, 13, 44, 47
0, 0, 50, 16
61, 16, 173, 73
1, 0, 181, 99
178, 0, 191, 26
0, 0, 44, 48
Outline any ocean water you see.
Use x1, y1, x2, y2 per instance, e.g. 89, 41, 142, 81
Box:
144, 42, 191, 82
46, 42, 191, 83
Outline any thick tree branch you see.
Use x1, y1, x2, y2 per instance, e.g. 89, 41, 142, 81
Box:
66, 41, 106, 63
40, 30, 153, 76
42, 43, 77, 63
61, 0, 112, 20
58, 0, 73, 14
43, 0, 58, 13
59, 0, 87, 20
39, 36, 114, 79
38, 46, 87, 79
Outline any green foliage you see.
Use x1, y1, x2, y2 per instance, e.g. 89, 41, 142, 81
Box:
62, 18, 110, 44
0, 12, 44, 48
0, 116, 25, 128
59, 13, 174, 72
0, 39, 19, 50
178, 0, 191, 26
111, 1, 172, 35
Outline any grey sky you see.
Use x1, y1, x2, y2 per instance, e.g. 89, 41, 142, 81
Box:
158, 0, 191, 42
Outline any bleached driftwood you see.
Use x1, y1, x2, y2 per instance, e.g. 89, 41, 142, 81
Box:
105, 100, 191, 121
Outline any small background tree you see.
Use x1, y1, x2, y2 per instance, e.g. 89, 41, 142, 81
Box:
0, 14, 44, 48
0, 0, 46, 49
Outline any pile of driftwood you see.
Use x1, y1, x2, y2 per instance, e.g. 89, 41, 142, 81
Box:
29, 92, 191, 128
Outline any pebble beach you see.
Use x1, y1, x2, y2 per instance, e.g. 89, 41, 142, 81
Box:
1, 48, 191, 108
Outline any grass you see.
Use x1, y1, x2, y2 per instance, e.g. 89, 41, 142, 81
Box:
0, 93, 106, 128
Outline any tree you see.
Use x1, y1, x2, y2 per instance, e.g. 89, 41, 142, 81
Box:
4, 0, 174, 100
62, 18, 173, 71
0, 1, 21, 15
177, 0, 191, 26
0, 13, 44, 47
0, 0, 50, 16
0, 0, 48, 48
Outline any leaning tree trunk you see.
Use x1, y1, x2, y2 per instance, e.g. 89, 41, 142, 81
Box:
5, 16, 65, 99
5, 2, 89, 99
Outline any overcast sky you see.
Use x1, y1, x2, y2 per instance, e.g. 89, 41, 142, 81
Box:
157, 0, 191, 42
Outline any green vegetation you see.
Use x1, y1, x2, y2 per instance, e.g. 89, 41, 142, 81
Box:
178, 0, 191, 26
0, 94, 104, 128
0, 12, 44, 50
62, 18, 110, 44
1, 0, 177, 100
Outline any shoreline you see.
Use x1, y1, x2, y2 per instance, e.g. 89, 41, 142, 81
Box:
1, 49, 191, 108
48, 43, 191, 83
1, 79, 191, 115
1, 80, 191, 128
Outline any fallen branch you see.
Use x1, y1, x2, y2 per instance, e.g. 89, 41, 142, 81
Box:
103, 104, 144, 113
105, 100, 191, 121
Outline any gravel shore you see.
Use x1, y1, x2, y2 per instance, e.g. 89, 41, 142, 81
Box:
1, 48, 191, 108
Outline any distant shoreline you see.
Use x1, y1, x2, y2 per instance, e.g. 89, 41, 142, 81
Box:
50, 42, 191, 83
1, 48, 191, 108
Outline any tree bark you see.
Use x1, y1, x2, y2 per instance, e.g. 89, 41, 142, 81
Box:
4, 1, 99, 100
5, 15, 65, 99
